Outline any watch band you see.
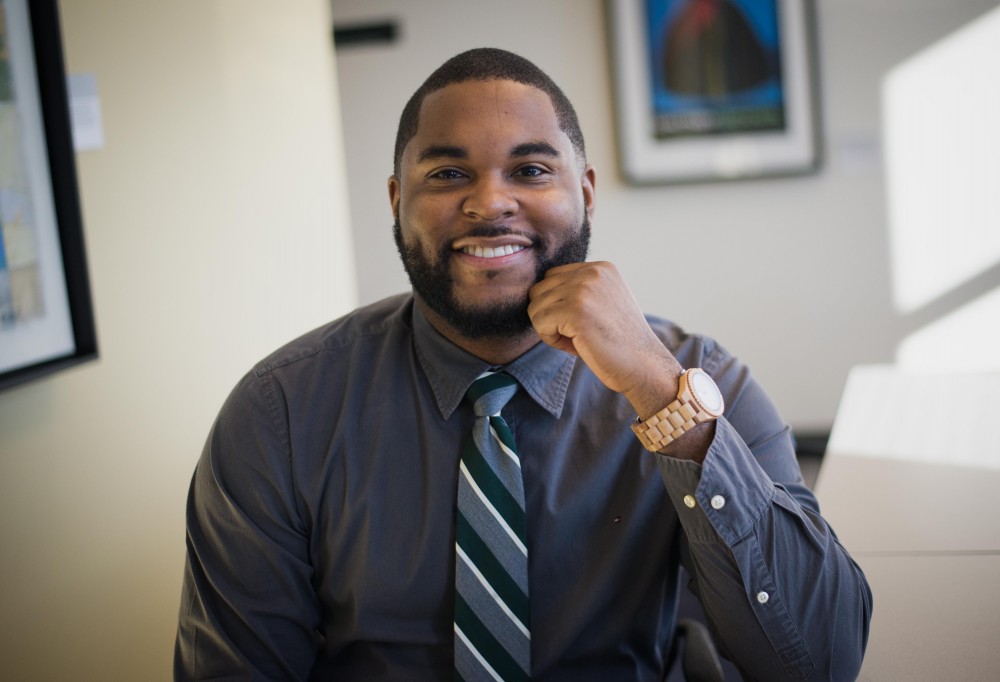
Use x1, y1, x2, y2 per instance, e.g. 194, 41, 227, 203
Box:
631, 369, 721, 452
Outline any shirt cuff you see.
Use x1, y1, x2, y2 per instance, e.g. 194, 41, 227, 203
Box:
656, 418, 775, 546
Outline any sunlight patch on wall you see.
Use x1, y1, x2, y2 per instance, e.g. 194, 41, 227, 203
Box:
896, 287, 1000, 371
883, 6, 1000, 316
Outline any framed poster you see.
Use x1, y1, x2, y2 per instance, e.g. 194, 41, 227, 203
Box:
607, 0, 821, 184
0, 0, 97, 391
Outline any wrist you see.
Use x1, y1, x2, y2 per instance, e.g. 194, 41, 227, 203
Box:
622, 356, 683, 420
630, 368, 725, 453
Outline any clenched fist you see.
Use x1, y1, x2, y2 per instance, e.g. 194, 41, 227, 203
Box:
527, 261, 683, 421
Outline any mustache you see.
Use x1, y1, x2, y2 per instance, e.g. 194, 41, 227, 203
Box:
449, 225, 544, 248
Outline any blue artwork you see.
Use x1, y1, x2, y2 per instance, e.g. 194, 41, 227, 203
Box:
645, 0, 786, 138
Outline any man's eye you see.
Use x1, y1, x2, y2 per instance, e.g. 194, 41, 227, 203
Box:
431, 169, 465, 179
514, 166, 546, 177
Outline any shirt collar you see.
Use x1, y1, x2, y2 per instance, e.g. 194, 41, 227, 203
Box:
412, 301, 576, 420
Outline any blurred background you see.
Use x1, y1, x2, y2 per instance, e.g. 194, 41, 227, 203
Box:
0, 0, 996, 678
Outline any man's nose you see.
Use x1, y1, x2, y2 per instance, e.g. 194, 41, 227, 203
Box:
462, 175, 517, 221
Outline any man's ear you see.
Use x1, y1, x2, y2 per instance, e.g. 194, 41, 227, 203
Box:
581, 165, 596, 220
388, 175, 401, 221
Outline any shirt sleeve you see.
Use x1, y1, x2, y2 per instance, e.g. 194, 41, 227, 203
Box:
175, 369, 320, 681
656, 345, 873, 681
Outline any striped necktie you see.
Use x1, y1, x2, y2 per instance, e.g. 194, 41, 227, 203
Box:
454, 372, 530, 681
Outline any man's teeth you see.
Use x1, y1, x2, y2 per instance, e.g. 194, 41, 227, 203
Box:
461, 244, 526, 258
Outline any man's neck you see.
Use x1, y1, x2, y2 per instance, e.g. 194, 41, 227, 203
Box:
414, 298, 541, 366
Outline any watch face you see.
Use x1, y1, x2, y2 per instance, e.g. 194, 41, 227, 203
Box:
690, 371, 724, 415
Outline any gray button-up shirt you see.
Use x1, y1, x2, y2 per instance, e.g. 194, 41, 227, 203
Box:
176, 294, 871, 680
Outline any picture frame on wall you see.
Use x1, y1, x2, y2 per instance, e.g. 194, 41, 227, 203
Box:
607, 0, 821, 184
0, 0, 97, 391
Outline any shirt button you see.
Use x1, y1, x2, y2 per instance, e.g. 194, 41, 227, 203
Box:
710, 495, 726, 510
683, 495, 697, 508
756, 591, 770, 604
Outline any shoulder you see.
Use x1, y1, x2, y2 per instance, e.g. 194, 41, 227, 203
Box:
216, 294, 414, 421
253, 293, 414, 377
643, 312, 731, 373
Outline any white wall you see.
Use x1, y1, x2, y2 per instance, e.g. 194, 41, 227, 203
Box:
331, 0, 999, 430
0, 1, 356, 679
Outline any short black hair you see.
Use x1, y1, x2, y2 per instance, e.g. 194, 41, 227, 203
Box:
393, 47, 586, 176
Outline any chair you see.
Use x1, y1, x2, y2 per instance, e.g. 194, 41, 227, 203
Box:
672, 618, 725, 682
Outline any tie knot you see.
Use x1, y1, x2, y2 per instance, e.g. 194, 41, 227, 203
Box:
465, 372, 518, 417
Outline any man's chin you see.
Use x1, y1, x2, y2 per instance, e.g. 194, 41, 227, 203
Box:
450, 285, 532, 314
429, 295, 534, 341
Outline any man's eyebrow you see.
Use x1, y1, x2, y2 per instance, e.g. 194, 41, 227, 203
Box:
417, 144, 468, 163
511, 141, 560, 158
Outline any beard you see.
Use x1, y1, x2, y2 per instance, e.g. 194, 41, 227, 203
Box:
393, 216, 591, 340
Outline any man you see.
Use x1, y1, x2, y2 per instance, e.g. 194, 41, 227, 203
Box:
176, 48, 871, 680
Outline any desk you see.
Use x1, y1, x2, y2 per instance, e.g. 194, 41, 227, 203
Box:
815, 455, 1000, 553
814, 454, 1000, 681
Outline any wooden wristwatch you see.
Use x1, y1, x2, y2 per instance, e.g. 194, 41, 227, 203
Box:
631, 368, 725, 452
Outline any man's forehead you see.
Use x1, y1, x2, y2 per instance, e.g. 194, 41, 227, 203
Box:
406, 79, 568, 157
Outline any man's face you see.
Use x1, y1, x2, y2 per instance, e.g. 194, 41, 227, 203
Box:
389, 79, 596, 340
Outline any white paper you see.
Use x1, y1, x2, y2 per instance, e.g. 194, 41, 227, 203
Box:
68, 73, 104, 151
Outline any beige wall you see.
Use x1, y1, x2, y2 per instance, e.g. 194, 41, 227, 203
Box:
0, 1, 356, 678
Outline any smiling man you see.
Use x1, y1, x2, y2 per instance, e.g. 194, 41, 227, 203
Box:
176, 48, 871, 681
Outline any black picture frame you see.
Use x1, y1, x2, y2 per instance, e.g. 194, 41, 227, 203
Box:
607, 0, 822, 184
0, 0, 97, 391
